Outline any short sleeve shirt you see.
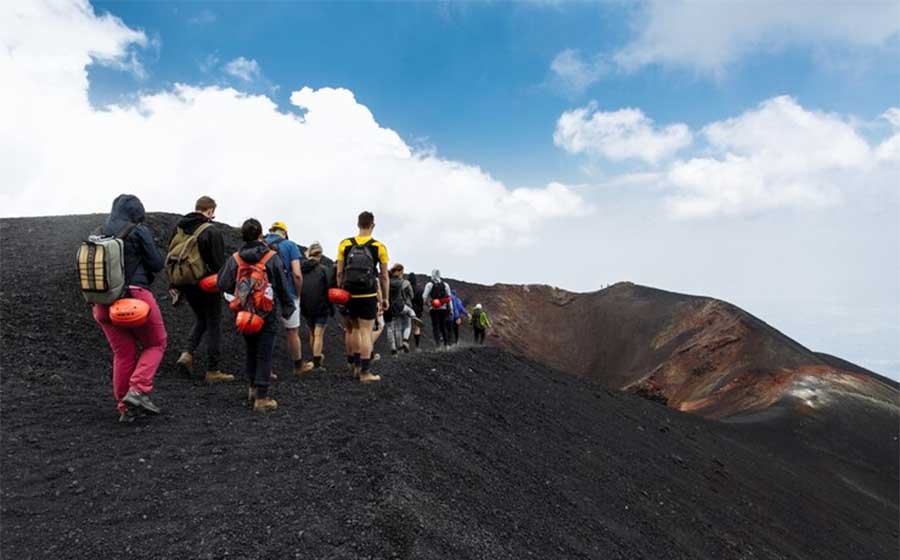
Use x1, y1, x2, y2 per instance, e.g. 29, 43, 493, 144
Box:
264, 233, 301, 299
336, 236, 389, 298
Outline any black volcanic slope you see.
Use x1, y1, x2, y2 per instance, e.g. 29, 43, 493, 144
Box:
1, 214, 898, 559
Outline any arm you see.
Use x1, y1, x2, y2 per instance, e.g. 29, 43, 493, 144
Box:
402, 280, 413, 305
421, 282, 432, 305
269, 257, 296, 317
205, 227, 226, 273
216, 255, 237, 294
291, 258, 302, 299
138, 226, 165, 273
380, 266, 390, 311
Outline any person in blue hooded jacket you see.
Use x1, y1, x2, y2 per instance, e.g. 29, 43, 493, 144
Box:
448, 293, 469, 345
91, 194, 167, 422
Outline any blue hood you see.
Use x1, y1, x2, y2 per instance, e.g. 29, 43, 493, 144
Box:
103, 194, 146, 235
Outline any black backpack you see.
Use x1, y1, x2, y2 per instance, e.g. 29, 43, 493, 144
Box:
430, 280, 447, 301
343, 239, 377, 294
389, 277, 405, 315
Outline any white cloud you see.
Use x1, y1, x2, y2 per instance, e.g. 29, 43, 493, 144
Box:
876, 108, 900, 162
0, 0, 588, 262
616, 0, 900, 74
549, 49, 608, 94
223, 56, 261, 82
664, 96, 894, 218
554, 102, 691, 164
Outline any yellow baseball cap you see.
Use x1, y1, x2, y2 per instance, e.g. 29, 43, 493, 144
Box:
269, 221, 288, 235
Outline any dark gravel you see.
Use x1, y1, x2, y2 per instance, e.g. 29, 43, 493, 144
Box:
1, 213, 897, 559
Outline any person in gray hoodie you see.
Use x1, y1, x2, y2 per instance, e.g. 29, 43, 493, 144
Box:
421, 269, 453, 348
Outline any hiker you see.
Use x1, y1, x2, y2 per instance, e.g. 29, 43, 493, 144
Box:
167, 196, 233, 383
335, 211, 389, 382
217, 219, 296, 412
299, 241, 333, 372
471, 303, 492, 345
421, 270, 453, 348
408, 272, 424, 349
89, 194, 167, 422
264, 221, 305, 376
386, 263, 416, 355
449, 293, 469, 345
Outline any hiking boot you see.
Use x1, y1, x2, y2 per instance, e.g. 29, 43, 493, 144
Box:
270, 371, 278, 382
359, 372, 381, 384
402, 342, 410, 353
253, 397, 278, 412
391, 349, 398, 356
118, 408, 138, 423
294, 362, 314, 377
205, 370, 235, 383
123, 391, 160, 415
176, 352, 193, 377
372, 353, 381, 363
247, 386, 257, 405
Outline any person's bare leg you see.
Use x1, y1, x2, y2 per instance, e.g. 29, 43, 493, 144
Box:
313, 324, 326, 361
357, 318, 379, 382
286, 327, 302, 369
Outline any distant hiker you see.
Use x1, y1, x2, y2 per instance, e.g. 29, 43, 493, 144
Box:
299, 241, 333, 372
264, 221, 305, 376
386, 263, 416, 355
408, 272, 424, 349
218, 219, 296, 412
167, 196, 234, 383
471, 303, 492, 345
421, 269, 453, 348
88, 194, 167, 422
335, 211, 389, 382
449, 293, 469, 345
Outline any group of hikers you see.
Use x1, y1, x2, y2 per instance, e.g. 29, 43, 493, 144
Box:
80, 194, 493, 422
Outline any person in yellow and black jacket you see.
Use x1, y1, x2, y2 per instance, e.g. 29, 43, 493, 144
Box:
335, 211, 389, 383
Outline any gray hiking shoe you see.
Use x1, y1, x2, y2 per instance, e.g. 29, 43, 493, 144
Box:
123, 391, 160, 415
118, 408, 138, 423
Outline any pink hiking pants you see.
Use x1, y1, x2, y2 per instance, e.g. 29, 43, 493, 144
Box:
93, 287, 167, 413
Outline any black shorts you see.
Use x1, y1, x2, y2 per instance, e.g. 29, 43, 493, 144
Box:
347, 297, 378, 320
303, 314, 329, 328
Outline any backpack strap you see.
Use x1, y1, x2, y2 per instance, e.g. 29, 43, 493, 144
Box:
259, 250, 276, 267
116, 223, 137, 239
233, 252, 245, 268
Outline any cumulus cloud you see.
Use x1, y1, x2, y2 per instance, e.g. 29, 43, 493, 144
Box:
554, 102, 691, 164
223, 56, 261, 82
0, 0, 588, 262
549, 49, 608, 95
664, 96, 896, 218
616, 0, 900, 74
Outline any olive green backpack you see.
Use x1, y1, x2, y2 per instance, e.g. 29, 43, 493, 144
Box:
165, 223, 212, 287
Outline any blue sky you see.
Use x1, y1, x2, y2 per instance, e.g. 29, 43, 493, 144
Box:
3, 1, 899, 377
90, 1, 900, 188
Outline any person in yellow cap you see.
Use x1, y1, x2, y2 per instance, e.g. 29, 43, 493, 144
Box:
264, 221, 305, 375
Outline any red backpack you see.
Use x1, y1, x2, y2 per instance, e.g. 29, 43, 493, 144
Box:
228, 251, 276, 316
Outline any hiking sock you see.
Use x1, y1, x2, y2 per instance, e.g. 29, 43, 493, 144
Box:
361, 358, 371, 373
293, 359, 303, 369
414, 334, 421, 347
347, 355, 354, 366
354, 353, 362, 367
313, 355, 323, 368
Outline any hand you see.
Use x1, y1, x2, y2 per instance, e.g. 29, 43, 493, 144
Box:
382, 299, 389, 311
456, 318, 462, 325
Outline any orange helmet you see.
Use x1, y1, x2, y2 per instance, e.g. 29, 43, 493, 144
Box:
198, 274, 219, 293
109, 298, 150, 328
328, 288, 351, 305
235, 310, 264, 335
